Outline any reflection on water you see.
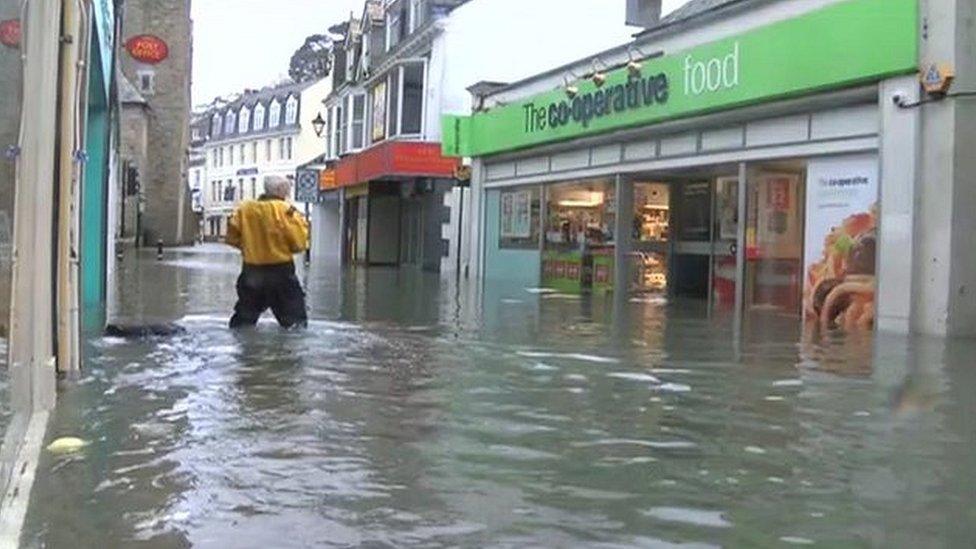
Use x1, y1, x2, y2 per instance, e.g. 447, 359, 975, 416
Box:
20, 246, 976, 547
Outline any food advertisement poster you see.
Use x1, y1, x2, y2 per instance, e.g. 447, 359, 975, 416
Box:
500, 190, 532, 239
803, 154, 878, 332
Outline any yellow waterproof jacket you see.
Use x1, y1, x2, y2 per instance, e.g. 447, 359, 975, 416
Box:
226, 196, 309, 265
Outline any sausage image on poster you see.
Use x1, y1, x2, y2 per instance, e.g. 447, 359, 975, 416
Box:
803, 154, 878, 332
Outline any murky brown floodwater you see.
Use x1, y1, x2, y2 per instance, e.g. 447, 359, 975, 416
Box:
20, 245, 976, 547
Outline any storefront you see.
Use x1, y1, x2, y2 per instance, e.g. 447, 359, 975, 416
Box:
329, 141, 460, 270
446, 0, 918, 332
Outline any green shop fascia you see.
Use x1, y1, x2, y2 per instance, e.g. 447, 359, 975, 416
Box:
442, 0, 918, 158
441, 0, 919, 294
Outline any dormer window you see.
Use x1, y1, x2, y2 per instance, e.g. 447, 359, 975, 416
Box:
238, 106, 251, 134
285, 95, 299, 125
211, 114, 222, 137
269, 99, 281, 127
253, 103, 265, 130
385, 3, 401, 51
224, 111, 236, 134
408, 0, 422, 33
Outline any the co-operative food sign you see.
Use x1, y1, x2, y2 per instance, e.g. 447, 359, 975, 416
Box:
443, 0, 917, 158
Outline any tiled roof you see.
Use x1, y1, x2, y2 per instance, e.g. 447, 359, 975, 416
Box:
203, 80, 319, 142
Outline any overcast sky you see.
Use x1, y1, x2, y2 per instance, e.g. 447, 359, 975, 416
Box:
191, 0, 689, 106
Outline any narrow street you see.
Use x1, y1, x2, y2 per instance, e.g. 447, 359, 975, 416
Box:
19, 247, 976, 547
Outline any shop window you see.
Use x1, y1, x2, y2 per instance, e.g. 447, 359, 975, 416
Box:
542, 180, 616, 293
387, 72, 400, 136
350, 94, 366, 150
371, 81, 387, 142
337, 103, 347, 155
400, 63, 424, 135
632, 182, 671, 293
498, 186, 541, 249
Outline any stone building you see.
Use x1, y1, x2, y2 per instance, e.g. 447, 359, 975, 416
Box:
118, 74, 148, 242
118, 0, 197, 246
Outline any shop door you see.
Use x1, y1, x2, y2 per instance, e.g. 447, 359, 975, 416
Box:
711, 177, 740, 310
671, 181, 712, 299
744, 169, 805, 315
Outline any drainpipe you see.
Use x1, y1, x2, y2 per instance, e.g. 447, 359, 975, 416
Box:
54, 0, 90, 374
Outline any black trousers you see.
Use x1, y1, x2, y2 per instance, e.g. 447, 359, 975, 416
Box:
229, 262, 308, 329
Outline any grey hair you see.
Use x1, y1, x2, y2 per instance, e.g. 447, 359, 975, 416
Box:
263, 175, 292, 198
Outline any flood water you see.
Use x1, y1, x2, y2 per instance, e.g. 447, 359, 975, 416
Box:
21, 246, 976, 547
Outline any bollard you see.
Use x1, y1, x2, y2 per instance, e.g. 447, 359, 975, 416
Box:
156, 240, 163, 260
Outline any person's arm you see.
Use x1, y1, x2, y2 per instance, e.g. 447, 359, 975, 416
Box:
226, 209, 242, 249
281, 205, 309, 254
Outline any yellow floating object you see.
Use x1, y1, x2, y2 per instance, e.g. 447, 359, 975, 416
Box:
46, 437, 89, 454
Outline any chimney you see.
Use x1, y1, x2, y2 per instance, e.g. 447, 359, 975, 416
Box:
626, 0, 662, 28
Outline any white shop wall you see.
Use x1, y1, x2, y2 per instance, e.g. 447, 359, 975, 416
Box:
431, 0, 636, 135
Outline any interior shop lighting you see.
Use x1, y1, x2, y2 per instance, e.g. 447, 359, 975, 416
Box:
558, 192, 605, 208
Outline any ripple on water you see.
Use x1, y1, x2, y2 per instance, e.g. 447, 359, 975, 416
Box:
643, 507, 733, 528
517, 351, 620, 364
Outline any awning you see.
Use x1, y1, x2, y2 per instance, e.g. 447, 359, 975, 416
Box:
335, 141, 459, 187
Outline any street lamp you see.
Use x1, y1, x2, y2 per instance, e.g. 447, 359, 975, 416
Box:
312, 112, 326, 137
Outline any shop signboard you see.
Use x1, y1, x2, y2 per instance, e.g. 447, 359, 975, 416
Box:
442, 0, 917, 157
802, 154, 878, 332
125, 34, 170, 65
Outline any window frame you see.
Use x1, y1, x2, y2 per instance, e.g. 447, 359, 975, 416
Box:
269, 99, 282, 128
238, 106, 251, 134
224, 111, 236, 135
385, 4, 401, 51
253, 103, 266, 131
285, 95, 299, 125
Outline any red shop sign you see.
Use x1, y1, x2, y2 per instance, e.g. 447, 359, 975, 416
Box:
125, 34, 169, 64
0, 19, 21, 48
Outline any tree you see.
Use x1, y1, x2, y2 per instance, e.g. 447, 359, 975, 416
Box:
289, 34, 333, 83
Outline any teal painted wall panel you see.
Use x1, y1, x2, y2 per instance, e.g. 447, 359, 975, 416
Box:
82, 36, 108, 311
483, 189, 541, 287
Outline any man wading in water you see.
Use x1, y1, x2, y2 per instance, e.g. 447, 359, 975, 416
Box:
226, 175, 310, 329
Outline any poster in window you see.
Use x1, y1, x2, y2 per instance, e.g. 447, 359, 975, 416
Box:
716, 177, 739, 240
755, 173, 801, 259
802, 154, 878, 332
500, 190, 532, 239
372, 81, 387, 141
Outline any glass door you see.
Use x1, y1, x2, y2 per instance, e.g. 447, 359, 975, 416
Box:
744, 167, 805, 315
711, 176, 739, 311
